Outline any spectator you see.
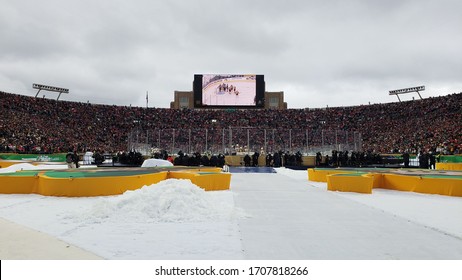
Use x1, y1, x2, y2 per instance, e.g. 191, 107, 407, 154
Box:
244, 154, 251, 166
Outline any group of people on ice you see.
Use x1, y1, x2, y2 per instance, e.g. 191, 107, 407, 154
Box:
217, 83, 239, 95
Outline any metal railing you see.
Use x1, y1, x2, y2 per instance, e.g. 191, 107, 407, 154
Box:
128, 128, 362, 156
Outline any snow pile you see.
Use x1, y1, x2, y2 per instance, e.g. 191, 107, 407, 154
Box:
70, 179, 237, 224
0, 163, 68, 173
275, 167, 309, 180
0, 163, 36, 173
141, 158, 173, 167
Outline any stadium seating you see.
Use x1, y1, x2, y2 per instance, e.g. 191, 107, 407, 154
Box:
1, 91, 461, 155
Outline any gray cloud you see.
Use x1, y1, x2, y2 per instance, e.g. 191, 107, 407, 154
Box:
1, 0, 461, 108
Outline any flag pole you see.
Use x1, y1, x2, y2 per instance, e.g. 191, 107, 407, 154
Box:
146, 91, 148, 108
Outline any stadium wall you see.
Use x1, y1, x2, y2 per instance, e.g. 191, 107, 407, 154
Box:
170, 91, 286, 109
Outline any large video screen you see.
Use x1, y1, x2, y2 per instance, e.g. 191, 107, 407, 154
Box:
193, 74, 264, 108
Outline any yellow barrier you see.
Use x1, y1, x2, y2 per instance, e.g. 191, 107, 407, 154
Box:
307, 168, 357, 182
0, 175, 39, 194
168, 170, 230, 191
436, 163, 462, 171
380, 173, 419, 192
371, 173, 384, 189
0, 167, 231, 197
382, 174, 462, 197
308, 168, 462, 197
37, 172, 168, 197
327, 174, 374, 194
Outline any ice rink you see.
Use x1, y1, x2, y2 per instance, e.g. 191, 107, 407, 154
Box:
202, 78, 256, 106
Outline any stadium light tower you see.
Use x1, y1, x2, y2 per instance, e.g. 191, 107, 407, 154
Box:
389, 85, 425, 102
33, 83, 69, 101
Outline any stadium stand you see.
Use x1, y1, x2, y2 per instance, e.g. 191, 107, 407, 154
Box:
0, 90, 461, 155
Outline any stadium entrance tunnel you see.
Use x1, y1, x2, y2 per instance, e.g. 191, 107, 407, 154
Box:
308, 168, 462, 197
0, 166, 230, 197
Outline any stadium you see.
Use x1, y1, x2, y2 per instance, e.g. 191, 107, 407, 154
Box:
1, 74, 461, 261
2, 3, 462, 280
1, 85, 461, 157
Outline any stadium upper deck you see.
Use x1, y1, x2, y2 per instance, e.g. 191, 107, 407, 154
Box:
0, 91, 461, 154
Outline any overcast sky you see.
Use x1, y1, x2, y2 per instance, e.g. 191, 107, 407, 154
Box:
1, 0, 461, 108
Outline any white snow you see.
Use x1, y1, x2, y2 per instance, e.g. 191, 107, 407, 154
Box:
0, 166, 461, 260
0, 163, 94, 174
0, 163, 67, 173
141, 158, 173, 167
65, 179, 239, 224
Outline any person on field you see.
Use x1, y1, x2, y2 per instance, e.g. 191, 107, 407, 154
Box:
66, 150, 79, 169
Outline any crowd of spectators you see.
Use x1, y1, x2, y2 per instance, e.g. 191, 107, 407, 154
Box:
1, 90, 461, 155
113, 150, 144, 166
173, 150, 226, 167
316, 150, 384, 167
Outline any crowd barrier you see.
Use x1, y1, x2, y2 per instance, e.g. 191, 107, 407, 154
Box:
308, 168, 462, 197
